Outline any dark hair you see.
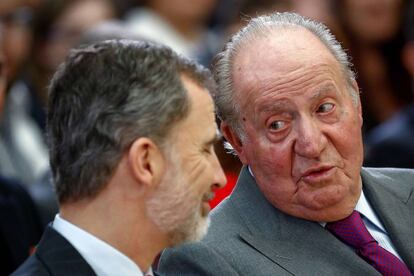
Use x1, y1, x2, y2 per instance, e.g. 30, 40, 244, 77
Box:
48, 39, 214, 203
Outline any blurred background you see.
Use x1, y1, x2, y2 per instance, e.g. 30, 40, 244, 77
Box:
0, 0, 413, 273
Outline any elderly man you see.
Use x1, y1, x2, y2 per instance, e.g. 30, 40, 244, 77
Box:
159, 12, 414, 275
12, 40, 226, 275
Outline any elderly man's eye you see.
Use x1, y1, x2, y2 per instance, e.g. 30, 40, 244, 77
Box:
269, 121, 285, 130
317, 102, 335, 113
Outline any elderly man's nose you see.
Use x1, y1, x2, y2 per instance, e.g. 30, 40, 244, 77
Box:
294, 121, 326, 158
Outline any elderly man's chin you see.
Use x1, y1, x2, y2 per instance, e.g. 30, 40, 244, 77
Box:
288, 192, 358, 222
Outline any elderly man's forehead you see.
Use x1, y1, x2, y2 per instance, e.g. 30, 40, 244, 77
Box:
231, 27, 343, 93
235, 27, 335, 70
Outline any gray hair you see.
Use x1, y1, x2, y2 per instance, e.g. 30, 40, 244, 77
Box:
48, 39, 214, 203
213, 12, 357, 138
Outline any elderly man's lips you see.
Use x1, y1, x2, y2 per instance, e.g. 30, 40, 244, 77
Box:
301, 166, 335, 184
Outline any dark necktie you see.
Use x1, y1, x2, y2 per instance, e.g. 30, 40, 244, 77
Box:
326, 211, 412, 276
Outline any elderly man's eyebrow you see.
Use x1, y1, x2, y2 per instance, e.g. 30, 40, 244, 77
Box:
260, 100, 291, 113
310, 84, 339, 100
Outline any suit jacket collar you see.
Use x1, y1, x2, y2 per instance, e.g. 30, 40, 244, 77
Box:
35, 225, 97, 275
361, 167, 414, 271
229, 166, 383, 275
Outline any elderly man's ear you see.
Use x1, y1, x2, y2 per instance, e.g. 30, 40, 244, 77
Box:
350, 79, 363, 127
221, 122, 248, 164
127, 137, 166, 190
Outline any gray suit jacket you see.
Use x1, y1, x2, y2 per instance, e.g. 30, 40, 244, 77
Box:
159, 167, 414, 275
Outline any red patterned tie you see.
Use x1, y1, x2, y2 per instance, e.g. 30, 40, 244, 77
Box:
326, 211, 412, 275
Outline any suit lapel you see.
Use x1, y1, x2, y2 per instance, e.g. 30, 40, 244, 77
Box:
35, 226, 97, 275
231, 167, 380, 275
362, 168, 414, 271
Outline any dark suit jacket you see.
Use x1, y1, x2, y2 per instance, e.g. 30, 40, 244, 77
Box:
11, 226, 96, 276
159, 167, 414, 275
0, 176, 43, 276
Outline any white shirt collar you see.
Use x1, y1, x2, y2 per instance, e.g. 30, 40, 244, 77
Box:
355, 189, 386, 232
53, 214, 151, 276
248, 166, 254, 177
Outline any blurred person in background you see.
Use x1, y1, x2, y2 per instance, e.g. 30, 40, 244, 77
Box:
0, 1, 48, 187
212, 0, 342, 51
0, 0, 117, 226
213, 0, 292, 37
125, 0, 221, 65
0, 1, 75, 228
0, 0, 58, 229
0, 0, 121, 230
364, 0, 414, 169
0, 22, 43, 276
77, 20, 143, 46
13, 39, 226, 276
28, 0, 117, 133
335, 0, 413, 134
0, 0, 41, 15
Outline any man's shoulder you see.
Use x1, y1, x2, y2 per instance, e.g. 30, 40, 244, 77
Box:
158, 239, 240, 276
362, 167, 414, 186
362, 167, 414, 200
12, 226, 97, 276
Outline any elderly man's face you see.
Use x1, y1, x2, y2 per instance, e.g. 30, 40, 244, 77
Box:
229, 28, 364, 222
147, 75, 226, 245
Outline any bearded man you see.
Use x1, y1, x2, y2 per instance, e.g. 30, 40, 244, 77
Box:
13, 39, 226, 276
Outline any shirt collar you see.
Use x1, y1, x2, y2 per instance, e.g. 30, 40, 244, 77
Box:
248, 166, 254, 177
355, 189, 386, 232
53, 214, 151, 276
